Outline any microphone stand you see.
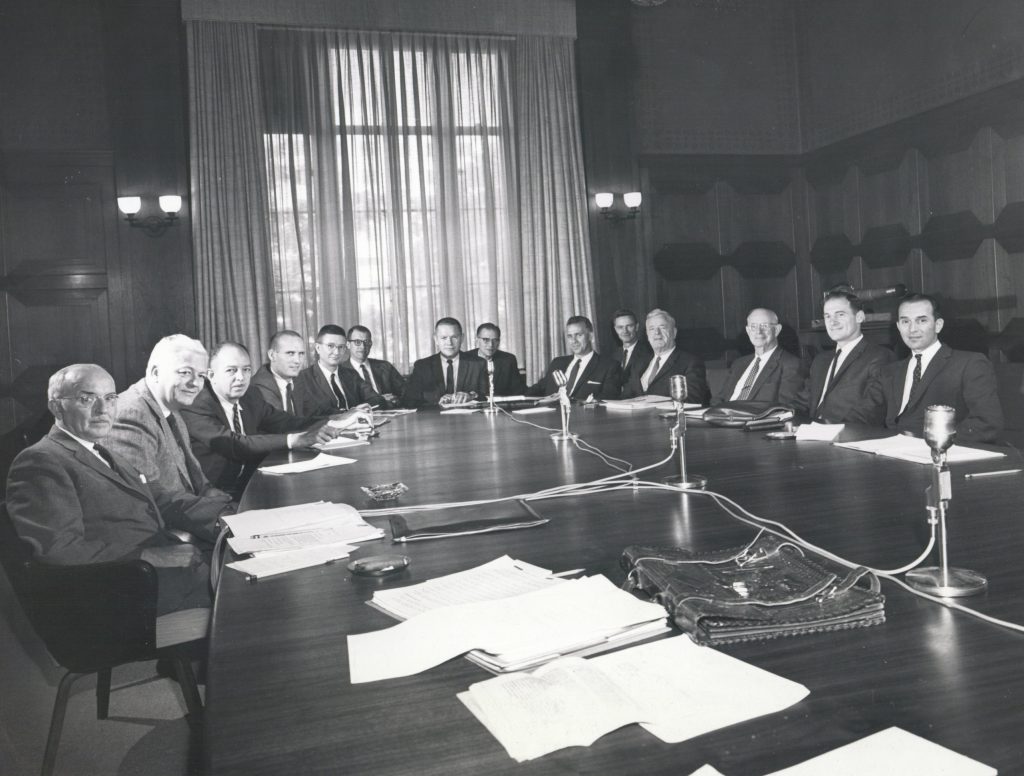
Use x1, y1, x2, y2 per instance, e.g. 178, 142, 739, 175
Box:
482, 360, 498, 415
550, 371, 576, 441
663, 374, 706, 490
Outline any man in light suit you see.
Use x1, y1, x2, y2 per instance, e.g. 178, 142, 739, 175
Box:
867, 294, 1003, 443
805, 291, 894, 424
293, 325, 384, 416
251, 329, 307, 414
342, 324, 406, 408
402, 317, 487, 407
473, 322, 526, 397
621, 309, 708, 404
714, 307, 806, 409
527, 315, 622, 401
6, 364, 210, 616
608, 308, 653, 387
182, 342, 367, 498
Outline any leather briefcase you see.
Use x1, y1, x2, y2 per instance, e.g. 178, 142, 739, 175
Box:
701, 401, 795, 431
621, 532, 885, 645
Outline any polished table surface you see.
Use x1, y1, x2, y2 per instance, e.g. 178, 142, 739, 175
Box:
206, 407, 1024, 774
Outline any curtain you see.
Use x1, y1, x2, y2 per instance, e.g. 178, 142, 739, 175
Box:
188, 22, 594, 377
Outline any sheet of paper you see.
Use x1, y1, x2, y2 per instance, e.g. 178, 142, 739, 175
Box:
259, 453, 357, 475
512, 407, 556, 415
492, 395, 528, 402
228, 523, 383, 555
315, 436, 371, 451
223, 501, 365, 539
766, 727, 996, 776
835, 435, 1004, 464
687, 767, 727, 776
347, 575, 666, 683
440, 408, 479, 415
795, 422, 845, 441
370, 556, 559, 621
226, 542, 355, 580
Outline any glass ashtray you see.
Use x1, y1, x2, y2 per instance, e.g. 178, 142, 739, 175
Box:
361, 482, 409, 502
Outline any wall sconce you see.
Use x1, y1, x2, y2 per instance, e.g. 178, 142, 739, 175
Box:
595, 191, 642, 221
117, 195, 183, 237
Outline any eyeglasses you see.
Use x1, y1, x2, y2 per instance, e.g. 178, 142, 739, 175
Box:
348, 339, 371, 347
175, 368, 211, 382
320, 342, 348, 351
58, 393, 118, 408
746, 324, 777, 333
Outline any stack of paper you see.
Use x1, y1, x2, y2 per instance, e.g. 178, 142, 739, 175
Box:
835, 435, 1004, 464
348, 575, 668, 682
315, 435, 370, 452
224, 501, 384, 580
459, 636, 809, 762
604, 396, 701, 410
795, 422, 845, 441
259, 452, 357, 475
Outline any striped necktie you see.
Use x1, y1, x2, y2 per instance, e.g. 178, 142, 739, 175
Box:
738, 357, 761, 400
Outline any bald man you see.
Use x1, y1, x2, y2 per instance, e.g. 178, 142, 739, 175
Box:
715, 308, 806, 408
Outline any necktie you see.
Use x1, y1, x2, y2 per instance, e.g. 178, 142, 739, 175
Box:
360, 363, 377, 393
445, 359, 455, 394
93, 443, 116, 469
738, 356, 761, 400
621, 347, 629, 368
330, 372, 348, 409
642, 356, 661, 392
565, 359, 582, 397
286, 381, 296, 414
816, 349, 841, 417
912, 353, 923, 390
232, 403, 245, 435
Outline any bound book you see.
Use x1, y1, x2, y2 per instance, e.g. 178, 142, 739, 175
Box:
621, 531, 885, 645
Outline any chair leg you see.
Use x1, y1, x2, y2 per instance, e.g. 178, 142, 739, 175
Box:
171, 658, 203, 717
42, 671, 85, 776
96, 668, 111, 720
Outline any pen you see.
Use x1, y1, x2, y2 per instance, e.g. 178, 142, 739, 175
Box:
964, 469, 1022, 480
245, 556, 346, 583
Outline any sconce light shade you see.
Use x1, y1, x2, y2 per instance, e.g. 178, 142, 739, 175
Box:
594, 192, 614, 209
117, 196, 142, 216
158, 195, 183, 214
623, 191, 642, 209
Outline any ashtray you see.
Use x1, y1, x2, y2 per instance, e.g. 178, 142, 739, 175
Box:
361, 482, 409, 502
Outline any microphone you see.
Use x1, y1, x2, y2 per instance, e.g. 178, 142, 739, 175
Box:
486, 358, 495, 374
924, 405, 956, 465
669, 374, 687, 405
827, 283, 906, 302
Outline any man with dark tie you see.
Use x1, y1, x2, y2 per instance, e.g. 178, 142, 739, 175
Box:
805, 291, 894, 424
527, 315, 622, 402
107, 334, 232, 538
867, 294, 1002, 442
181, 342, 366, 498
293, 324, 383, 415
251, 329, 307, 414
342, 324, 406, 408
715, 307, 806, 408
6, 364, 210, 616
473, 322, 526, 397
621, 309, 708, 403
402, 317, 487, 407
609, 308, 653, 386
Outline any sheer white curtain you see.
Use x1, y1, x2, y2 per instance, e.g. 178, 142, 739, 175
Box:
188, 22, 593, 376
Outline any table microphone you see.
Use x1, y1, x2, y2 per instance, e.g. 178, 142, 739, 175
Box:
664, 374, 705, 489
483, 358, 497, 414
669, 374, 687, 406
924, 404, 955, 466
550, 369, 574, 440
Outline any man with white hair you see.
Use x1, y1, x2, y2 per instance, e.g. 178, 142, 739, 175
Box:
621, 309, 709, 403
6, 364, 210, 616
714, 307, 806, 408
107, 334, 233, 532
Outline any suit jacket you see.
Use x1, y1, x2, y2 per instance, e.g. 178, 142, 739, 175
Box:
251, 364, 291, 413
620, 348, 709, 404
610, 340, 654, 387
868, 344, 1003, 443
181, 383, 316, 497
342, 358, 406, 404
715, 348, 807, 410
475, 349, 527, 396
5, 428, 210, 614
106, 378, 231, 535
402, 352, 487, 407
527, 353, 622, 401
805, 339, 895, 425
293, 363, 384, 416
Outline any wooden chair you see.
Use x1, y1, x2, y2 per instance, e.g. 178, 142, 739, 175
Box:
0, 502, 206, 776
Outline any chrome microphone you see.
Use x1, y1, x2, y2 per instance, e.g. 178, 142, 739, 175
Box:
669, 374, 687, 405
486, 358, 495, 375
924, 405, 956, 464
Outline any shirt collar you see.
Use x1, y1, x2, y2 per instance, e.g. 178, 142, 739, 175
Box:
753, 345, 777, 362
317, 361, 339, 381
650, 346, 675, 362
145, 381, 172, 418
217, 394, 240, 422
912, 339, 942, 359
57, 425, 104, 453
835, 334, 863, 354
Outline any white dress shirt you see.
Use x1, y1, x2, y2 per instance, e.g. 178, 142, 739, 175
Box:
641, 347, 674, 392
564, 351, 594, 396
817, 335, 862, 407
730, 346, 777, 400
899, 339, 942, 413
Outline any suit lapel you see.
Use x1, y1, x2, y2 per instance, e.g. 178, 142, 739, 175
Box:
141, 387, 193, 488
816, 340, 865, 411
52, 429, 151, 499
751, 350, 779, 395
903, 345, 951, 414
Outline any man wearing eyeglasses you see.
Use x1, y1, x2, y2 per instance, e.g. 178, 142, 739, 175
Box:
342, 324, 405, 408
471, 322, 526, 397
6, 364, 211, 616
714, 308, 806, 408
293, 324, 384, 415
107, 334, 233, 536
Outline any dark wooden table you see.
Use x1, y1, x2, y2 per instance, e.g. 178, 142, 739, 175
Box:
206, 407, 1024, 774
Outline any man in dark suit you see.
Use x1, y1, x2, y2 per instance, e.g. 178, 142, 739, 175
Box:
181, 342, 367, 498
621, 309, 709, 403
6, 364, 210, 616
473, 322, 526, 397
342, 324, 406, 408
527, 315, 622, 401
402, 317, 487, 407
294, 325, 384, 415
715, 307, 806, 409
805, 291, 894, 424
608, 308, 653, 387
867, 294, 1003, 443
251, 329, 307, 414
107, 334, 233, 541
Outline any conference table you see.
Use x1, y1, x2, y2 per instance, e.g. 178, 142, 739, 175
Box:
206, 404, 1024, 774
